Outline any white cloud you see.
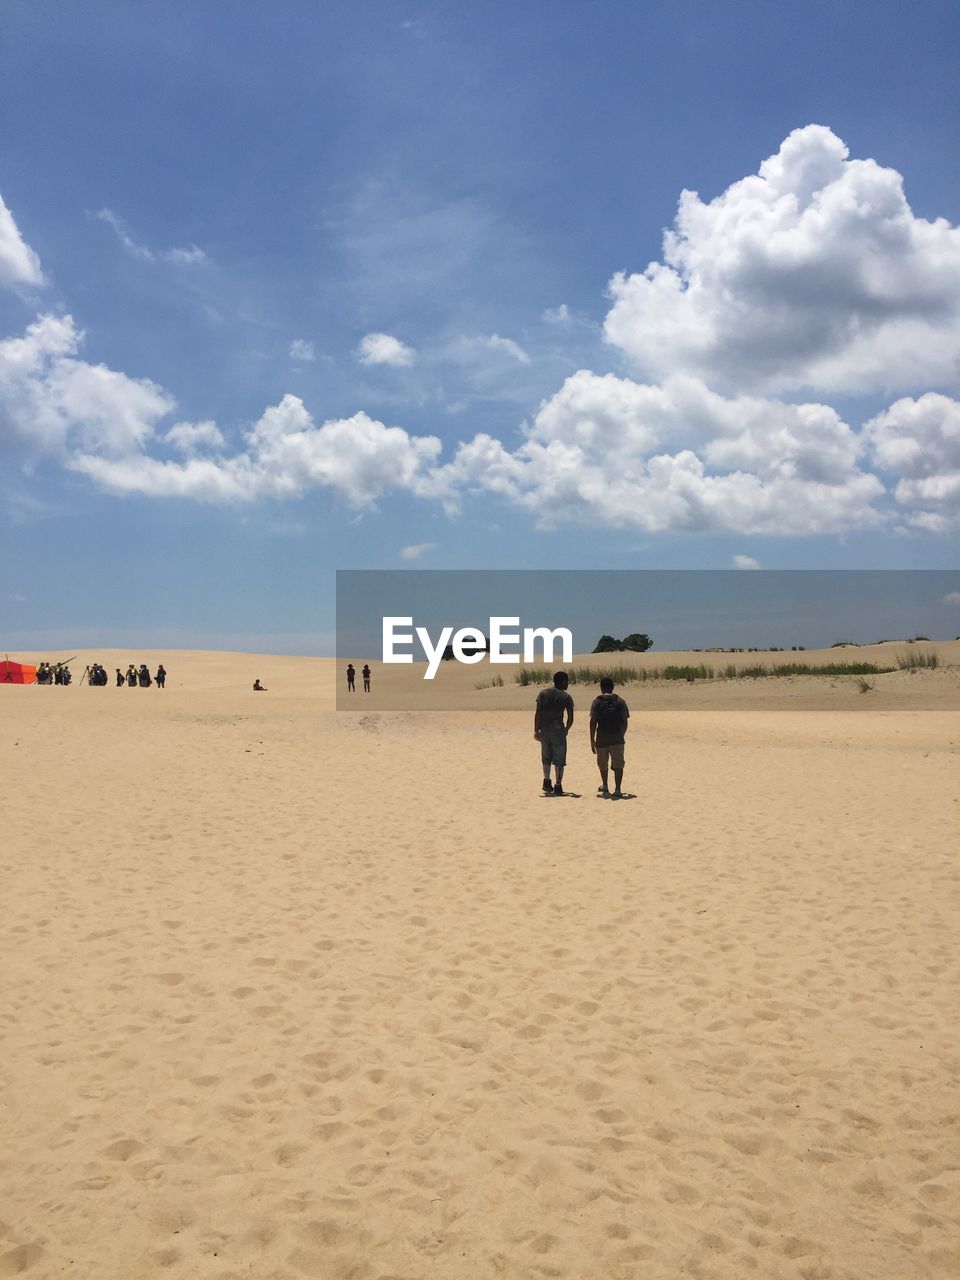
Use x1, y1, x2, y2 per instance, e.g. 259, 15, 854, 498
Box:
0, 314, 174, 458
444, 370, 884, 535
356, 332, 416, 367
733, 555, 761, 569
96, 208, 207, 266
603, 125, 960, 394
164, 420, 225, 454
542, 304, 571, 325
864, 393, 960, 528
478, 334, 530, 364
0, 192, 44, 288
71, 395, 446, 508
401, 542, 435, 560
289, 338, 316, 363
941, 591, 960, 606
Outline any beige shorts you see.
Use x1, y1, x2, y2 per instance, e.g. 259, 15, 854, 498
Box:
596, 742, 625, 770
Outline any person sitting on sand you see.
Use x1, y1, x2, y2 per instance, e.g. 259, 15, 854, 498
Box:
534, 670, 574, 796
362, 663, 371, 693
590, 676, 630, 799
253, 678, 266, 691
346, 663, 356, 693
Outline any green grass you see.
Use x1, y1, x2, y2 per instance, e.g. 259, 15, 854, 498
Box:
896, 649, 939, 670
515, 660, 898, 686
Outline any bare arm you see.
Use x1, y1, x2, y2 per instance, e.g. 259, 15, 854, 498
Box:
534, 700, 542, 740
589, 715, 597, 754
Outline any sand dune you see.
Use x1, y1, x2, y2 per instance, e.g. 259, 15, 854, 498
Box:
2, 649, 958, 1278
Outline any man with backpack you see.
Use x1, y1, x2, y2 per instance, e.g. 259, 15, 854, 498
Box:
590, 676, 630, 799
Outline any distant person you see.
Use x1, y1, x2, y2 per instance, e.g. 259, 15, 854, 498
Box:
534, 671, 574, 796
126, 664, 137, 687
138, 663, 151, 688
253, 678, 266, 691
590, 676, 630, 799
346, 663, 356, 693
116, 668, 124, 687
155, 664, 166, 689
362, 663, 371, 693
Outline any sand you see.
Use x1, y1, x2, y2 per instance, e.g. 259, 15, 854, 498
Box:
2, 647, 959, 1279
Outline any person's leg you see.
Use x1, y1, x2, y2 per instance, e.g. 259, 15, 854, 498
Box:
596, 745, 610, 793
553, 730, 567, 794
541, 737, 553, 792
611, 744, 625, 797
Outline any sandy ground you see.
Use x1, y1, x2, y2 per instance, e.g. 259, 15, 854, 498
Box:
2, 648, 959, 1279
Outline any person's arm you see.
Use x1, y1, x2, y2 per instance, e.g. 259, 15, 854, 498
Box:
533, 694, 542, 740
564, 695, 574, 733
621, 702, 630, 737
589, 713, 598, 754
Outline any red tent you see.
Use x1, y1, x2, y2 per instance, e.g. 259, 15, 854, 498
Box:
0, 658, 37, 684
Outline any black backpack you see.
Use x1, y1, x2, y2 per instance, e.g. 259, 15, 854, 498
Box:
595, 694, 623, 735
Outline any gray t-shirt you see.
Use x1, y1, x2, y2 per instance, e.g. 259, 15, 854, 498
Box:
536, 685, 574, 729
590, 693, 629, 747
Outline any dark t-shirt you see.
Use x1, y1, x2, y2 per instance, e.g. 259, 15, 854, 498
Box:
590, 693, 629, 747
536, 686, 574, 729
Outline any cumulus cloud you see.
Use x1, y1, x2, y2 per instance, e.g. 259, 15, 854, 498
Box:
603, 125, 960, 394
356, 332, 416, 367
0, 315, 444, 509
733, 555, 761, 569
0, 314, 174, 458
0, 192, 44, 288
289, 338, 316, 363
401, 542, 435, 560
96, 208, 207, 266
941, 591, 960, 605
72, 398, 446, 507
5, 312, 889, 534
164, 420, 225, 454
864, 393, 960, 528
442, 370, 884, 535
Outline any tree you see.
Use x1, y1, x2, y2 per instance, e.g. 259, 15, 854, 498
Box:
592, 634, 622, 653
592, 633, 653, 653
621, 633, 653, 652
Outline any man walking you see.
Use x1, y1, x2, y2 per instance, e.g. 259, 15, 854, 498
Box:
590, 676, 629, 798
534, 670, 574, 796
346, 663, 356, 692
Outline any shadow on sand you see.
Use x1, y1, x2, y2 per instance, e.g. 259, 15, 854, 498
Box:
595, 792, 637, 801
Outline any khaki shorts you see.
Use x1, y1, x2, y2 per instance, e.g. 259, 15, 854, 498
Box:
596, 742, 624, 771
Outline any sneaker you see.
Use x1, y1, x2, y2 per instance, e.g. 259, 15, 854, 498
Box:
542, 779, 553, 793
612, 789, 622, 799
597, 785, 610, 795
553, 783, 564, 797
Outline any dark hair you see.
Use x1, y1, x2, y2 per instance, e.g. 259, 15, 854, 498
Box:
553, 670, 569, 687
600, 676, 614, 693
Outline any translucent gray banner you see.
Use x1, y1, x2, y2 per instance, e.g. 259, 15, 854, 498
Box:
335, 570, 959, 711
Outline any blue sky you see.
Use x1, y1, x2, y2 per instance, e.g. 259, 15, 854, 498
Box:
2, 1, 959, 652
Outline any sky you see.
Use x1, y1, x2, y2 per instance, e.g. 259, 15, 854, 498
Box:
2, 0, 959, 653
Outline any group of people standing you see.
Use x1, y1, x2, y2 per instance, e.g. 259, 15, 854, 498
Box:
534, 672, 630, 799
35, 661, 72, 685
114, 663, 167, 688
345, 663, 372, 693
